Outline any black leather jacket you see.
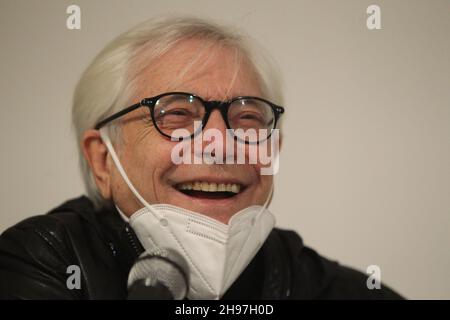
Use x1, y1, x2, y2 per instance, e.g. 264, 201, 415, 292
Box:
0, 196, 403, 299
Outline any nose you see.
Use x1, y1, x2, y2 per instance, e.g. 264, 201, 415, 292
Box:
203, 109, 228, 133
193, 108, 231, 163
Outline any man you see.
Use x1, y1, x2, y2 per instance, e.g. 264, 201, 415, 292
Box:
0, 16, 402, 299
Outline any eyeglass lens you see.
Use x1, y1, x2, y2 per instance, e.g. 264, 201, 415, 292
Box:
152, 94, 275, 142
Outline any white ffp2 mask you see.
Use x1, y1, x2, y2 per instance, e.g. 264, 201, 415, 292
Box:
100, 128, 275, 299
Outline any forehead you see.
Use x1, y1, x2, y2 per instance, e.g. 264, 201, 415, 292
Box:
131, 38, 263, 101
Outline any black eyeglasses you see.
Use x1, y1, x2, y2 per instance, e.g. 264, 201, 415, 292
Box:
95, 92, 284, 143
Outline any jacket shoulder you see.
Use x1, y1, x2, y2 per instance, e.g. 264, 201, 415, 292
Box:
0, 196, 97, 262
319, 263, 404, 300
272, 228, 404, 299
0, 196, 97, 299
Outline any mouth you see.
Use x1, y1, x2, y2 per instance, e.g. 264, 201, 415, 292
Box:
174, 181, 245, 199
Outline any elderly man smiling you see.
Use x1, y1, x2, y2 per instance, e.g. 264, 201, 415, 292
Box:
0, 16, 401, 300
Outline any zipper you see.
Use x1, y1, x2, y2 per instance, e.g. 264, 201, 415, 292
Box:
124, 224, 142, 257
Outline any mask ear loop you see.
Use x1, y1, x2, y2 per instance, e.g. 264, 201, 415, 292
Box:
253, 134, 279, 226
254, 180, 274, 244
263, 182, 274, 209
253, 181, 274, 225
99, 127, 163, 220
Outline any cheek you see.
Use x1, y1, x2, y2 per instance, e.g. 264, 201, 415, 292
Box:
116, 136, 178, 205
114, 122, 175, 190
120, 121, 173, 169
243, 143, 277, 173
128, 136, 177, 180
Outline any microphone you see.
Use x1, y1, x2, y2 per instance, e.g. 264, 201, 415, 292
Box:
127, 248, 189, 300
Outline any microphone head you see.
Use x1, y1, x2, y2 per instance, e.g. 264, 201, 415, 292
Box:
127, 247, 189, 300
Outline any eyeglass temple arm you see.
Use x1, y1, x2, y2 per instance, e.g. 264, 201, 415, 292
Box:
94, 102, 143, 130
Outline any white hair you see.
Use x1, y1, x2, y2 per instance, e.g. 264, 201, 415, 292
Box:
72, 15, 284, 209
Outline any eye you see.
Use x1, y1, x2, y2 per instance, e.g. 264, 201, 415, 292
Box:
227, 98, 275, 131
237, 112, 264, 121
162, 108, 192, 116
155, 107, 195, 126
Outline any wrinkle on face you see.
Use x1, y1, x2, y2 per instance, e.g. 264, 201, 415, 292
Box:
130, 38, 260, 102
108, 37, 274, 220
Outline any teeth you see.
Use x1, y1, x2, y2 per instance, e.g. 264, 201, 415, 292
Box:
201, 182, 209, 192
180, 183, 192, 190
177, 181, 242, 193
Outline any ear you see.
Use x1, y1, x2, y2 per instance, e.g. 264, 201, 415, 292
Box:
82, 129, 112, 200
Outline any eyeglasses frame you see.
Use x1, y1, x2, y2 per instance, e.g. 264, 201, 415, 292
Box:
94, 92, 285, 143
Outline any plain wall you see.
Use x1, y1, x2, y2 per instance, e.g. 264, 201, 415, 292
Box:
0, 0, 449, 299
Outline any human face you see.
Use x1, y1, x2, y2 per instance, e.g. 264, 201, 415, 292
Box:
108, 39, 273, 224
